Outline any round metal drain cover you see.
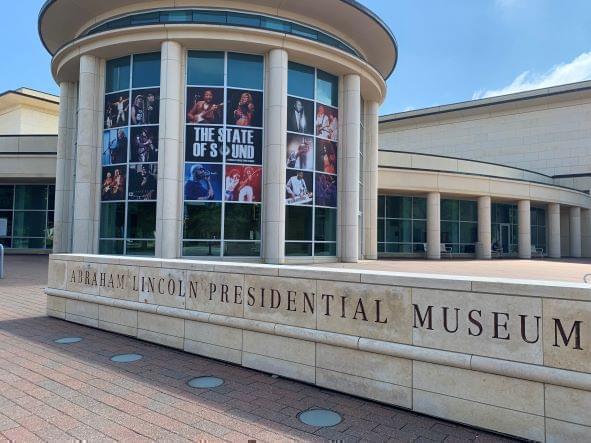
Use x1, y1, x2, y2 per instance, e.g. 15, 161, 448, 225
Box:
110, 353, 143, 363
54, 337, 82, 344
187, 376, 224, 389
298, 409, 343, 427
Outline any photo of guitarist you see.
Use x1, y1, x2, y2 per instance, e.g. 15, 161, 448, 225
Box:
187, 89, 224, 124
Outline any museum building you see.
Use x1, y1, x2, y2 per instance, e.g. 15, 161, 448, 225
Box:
37, 0, 591, 263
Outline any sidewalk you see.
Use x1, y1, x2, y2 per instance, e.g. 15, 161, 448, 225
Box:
0, 255, 516, 442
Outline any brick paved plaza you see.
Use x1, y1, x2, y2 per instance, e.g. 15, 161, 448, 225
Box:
0, 255, 517, 442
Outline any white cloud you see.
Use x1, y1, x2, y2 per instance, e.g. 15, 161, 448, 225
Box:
473, 52, 591, 100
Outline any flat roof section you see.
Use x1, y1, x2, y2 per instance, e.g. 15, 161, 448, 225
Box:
381, 80, 591, 123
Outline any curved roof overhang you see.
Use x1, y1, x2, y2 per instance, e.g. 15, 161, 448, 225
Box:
38, 0, 398, 80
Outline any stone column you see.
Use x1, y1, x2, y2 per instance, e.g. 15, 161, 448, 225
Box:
156, 41, 183, 259
548, 203, 561, 258
72, 55, 101, 254
518, 200, 531, 259
427, 192, 441, 260
262, 48, 288, 264
582, 208, 591, 258
53, 81, 77, 253
363, 101, 379, 260
569, 206, 582, 258
477, 196, 491, 259
340, 74, 361, 263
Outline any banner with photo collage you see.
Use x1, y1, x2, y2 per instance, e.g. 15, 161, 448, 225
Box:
286, 98, 338, 208
183, 52, 265, 258
102, 88, 159, 203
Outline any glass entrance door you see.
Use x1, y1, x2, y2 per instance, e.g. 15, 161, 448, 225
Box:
500, 223, 510, 255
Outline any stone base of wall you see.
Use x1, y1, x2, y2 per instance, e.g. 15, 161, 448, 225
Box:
46, 254, 591, 442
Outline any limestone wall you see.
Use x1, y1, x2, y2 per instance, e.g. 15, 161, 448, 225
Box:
46, 254, 591, 441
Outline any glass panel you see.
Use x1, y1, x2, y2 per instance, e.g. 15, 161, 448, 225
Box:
99, 239, 124, 255
385, 219, 412, 243
106, 56, 130, 93
126, 240, 155, 256
316, 70, 338, 106
48, 185, 55, 210
413, 220, 427, 243
261, 17, 290, 32
0, 211, 12, 237
385, 243, 412, 253
183, 203, 222, 240
315, 208, 337, 242
227, 12, 260, 27
14, 185, 47, 210
187, 51, 225, 86
286, 242, 312, 256
46, 211, 54, 248
460, 222, 478, 243
183, 241, 221, 257
441, 221, 459, 244
160, 10, 192, 22
193, 10, 227, 24
386, 196, 411, 219
292, 24, 317, 40
130, 12, 159, 25
100, 202, 125, 239
227, 53, 264, 90
412, 197, 427, 219
224, 241, 261, 257
132, 53, 161, 88
0, 186, 13, 209
441, 200, 459, 221
224, 204, 261, 240
12, 211, 46, 237
314, 242, 337, 256
126, 202, 156, 239
377, 195, 385, 218
0, 238, 11, 248
285, 206, 313, 241
460, 200, 477, 222
377, 219, 384, 243
288, 62, 315, 99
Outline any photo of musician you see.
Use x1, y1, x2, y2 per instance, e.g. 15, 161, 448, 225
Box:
130, 89, 160, 125
187, 87, 224, 124
315, 139, 337, 174
287, 96, 313, 135
128, 164, 157, 201
101, 167, 126, 201
285, 170, 313, 205
130, 126, 158, 163
227, 90, 263, 128
104, 93, 129, 129
184, 163, 223, 201
315, 173, 337, 207
225, 165, 262, 202
316, 105, 338, 141
286, 134, 314, 170
102, 128, 128, 165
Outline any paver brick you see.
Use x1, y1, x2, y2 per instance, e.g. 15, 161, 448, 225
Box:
0, 256, 517, 443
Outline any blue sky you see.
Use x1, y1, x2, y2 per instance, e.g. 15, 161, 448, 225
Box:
1, 0, 591, 115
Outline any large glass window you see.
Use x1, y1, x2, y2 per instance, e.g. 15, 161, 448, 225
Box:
0, 185, 54, 250
377, 195, 427, 254
286, 62, 339, 257
183, 51, 264, 257
531, 207, 547, 252
441, 199, 478, 254
100, 53, 160, 255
